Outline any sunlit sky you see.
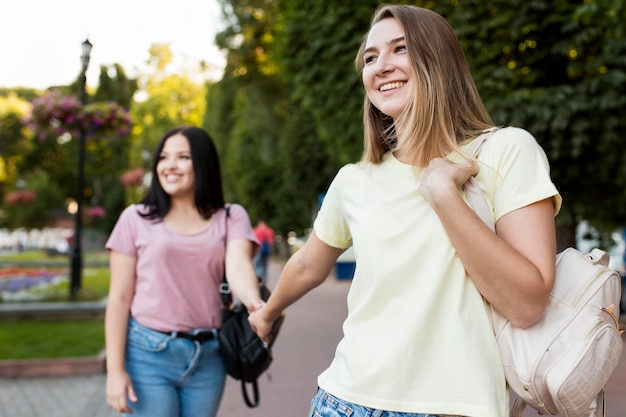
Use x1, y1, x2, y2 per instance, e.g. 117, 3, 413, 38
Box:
0, 0, 227, 90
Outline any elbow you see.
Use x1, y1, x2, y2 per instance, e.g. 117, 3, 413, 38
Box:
508, 296, 549, 329
510, 315, 539, 330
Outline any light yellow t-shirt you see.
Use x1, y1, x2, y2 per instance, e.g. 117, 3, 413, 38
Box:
313, 127, 561, 417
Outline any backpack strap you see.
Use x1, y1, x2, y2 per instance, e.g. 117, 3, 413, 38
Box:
220, 205, 233, 308
463, 128, 498, 230
242, 380, 260, 408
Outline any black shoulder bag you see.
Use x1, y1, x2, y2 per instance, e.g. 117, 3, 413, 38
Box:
218, 205, 285, 408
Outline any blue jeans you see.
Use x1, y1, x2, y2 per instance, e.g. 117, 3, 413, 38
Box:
254, 253, 269, 279
124, 318, 226, 417
309, 388, 459, 417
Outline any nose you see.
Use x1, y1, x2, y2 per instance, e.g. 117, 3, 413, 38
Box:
374, 54, 394, 76
162, 156, 176, 169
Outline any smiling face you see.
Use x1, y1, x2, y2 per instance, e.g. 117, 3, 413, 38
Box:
361, 17, 412, 120
156, 133, 195, 199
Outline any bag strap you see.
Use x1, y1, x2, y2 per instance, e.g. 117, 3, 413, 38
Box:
220, 205, 233, 308
462, 128, 498, 231
242, 380, 260, 408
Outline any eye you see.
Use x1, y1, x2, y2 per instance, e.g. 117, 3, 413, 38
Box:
394, 44, 407, 53
364, 55, 377, 64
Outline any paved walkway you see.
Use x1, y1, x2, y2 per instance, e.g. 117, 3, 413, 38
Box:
1, 258, 625, 416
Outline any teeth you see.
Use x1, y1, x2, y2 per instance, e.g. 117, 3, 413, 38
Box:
380, 82, 405, 91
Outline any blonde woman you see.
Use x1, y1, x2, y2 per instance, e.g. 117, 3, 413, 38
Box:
250, 5, 561, 417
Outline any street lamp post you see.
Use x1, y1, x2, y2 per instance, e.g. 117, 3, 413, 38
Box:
70, 38, 92, 300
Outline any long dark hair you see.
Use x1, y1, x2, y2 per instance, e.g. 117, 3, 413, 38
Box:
139, 126, 225, 220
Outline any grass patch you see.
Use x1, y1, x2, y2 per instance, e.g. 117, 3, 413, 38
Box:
0, 250, 109, 264
0, 319, 105, 359
0, 249, 110, 359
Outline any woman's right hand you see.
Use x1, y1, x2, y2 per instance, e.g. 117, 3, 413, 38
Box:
248, 305, 274, 344
106, 369, 137, 414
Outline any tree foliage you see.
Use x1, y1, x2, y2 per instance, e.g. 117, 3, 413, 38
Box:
443, 0, 626, 244
130, 44, 207, 161
209, 0, 292, 231
3, 0, 624, 247
0, 93, 32, 186
275, 0, 378, 167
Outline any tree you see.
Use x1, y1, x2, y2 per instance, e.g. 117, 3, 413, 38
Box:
130, 44, 207, 160
208, 0, 369, 234
212, 0, 626, 244
444, 0, 626, 247
0, 93, 32, 188
276, 0, 377, 167
93, 63, 138, 108
210, 0, 288, 229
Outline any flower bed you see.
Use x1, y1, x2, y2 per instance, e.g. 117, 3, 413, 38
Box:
0, 267, 67, 302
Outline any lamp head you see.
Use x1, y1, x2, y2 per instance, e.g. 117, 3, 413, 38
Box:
81, 39, 93, 70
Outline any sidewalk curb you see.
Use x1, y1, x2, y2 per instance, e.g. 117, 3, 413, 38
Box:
0, 350, 106, 379
0, 299, 106, 321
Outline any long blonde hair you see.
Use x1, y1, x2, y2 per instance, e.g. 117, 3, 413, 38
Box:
355, 5, 494, 166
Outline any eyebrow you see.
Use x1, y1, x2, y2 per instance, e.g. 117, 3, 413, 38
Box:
362, 36, 406, 56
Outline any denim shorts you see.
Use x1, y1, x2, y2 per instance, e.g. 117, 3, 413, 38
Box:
308, 388, 463, 417
124, 318, 226, 417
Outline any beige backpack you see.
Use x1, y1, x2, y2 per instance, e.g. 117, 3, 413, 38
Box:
464, 130, 624, 417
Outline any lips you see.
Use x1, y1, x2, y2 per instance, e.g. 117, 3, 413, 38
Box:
379, 81, 406, 91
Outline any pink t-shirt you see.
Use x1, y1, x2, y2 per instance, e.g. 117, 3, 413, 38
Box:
106, 204, 258, 332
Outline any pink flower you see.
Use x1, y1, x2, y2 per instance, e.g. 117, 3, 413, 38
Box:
87, 206, 107, 218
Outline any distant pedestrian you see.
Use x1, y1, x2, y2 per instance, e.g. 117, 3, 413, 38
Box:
104, 126, 263, 417
253, 219, 274, 280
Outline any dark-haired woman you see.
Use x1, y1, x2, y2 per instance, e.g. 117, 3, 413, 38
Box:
104, 126, 262, 417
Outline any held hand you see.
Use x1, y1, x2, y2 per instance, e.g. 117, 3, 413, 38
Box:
106, 370, 138, 414
248, 305, 274, 344
246, 298, 265, 314
419, 157, 479, 203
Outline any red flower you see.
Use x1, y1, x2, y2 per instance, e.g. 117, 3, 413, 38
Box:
119, 168, 146, 187
4, 190, 37, 206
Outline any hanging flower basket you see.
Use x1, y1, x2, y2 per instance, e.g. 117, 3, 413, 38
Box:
22, 90, 132, 141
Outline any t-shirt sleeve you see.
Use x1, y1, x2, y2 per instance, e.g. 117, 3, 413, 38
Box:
105, 205, 141, 257
227, 204, 259, 247
477, 127, 562, 222
313, 166, 353, 249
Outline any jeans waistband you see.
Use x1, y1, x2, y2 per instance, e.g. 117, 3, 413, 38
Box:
156, 329, 217, 343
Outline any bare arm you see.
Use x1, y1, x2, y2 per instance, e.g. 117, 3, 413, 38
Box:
105, 250, 138, 413
249, 232, 344, 341
420, 157, 556, 329
225, 238, 264, 311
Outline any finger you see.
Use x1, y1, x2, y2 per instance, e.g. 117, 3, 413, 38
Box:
128, 384, 138, 402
